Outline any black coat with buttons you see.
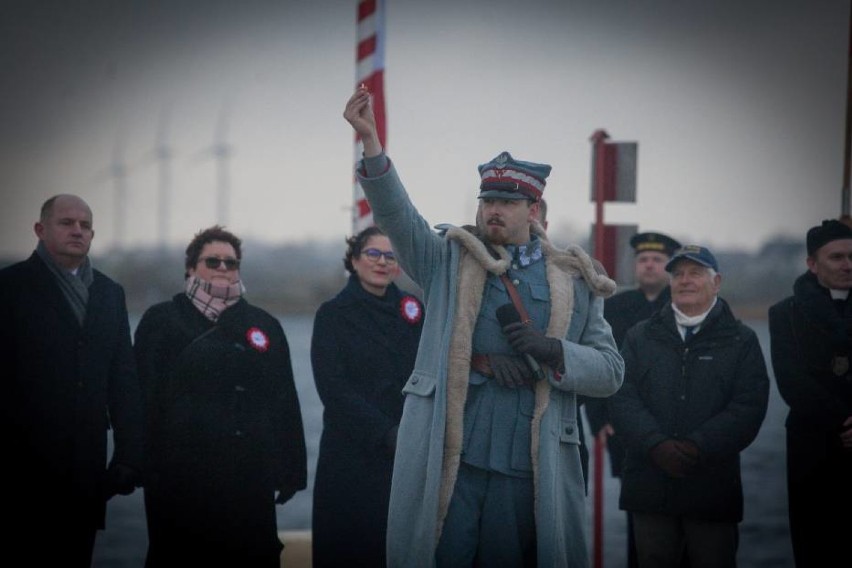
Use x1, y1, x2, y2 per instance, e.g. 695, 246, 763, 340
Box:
609, 298, 769, 522
134, 293, 307, 565
0, 253, 145, 530
310, 274, 423, 568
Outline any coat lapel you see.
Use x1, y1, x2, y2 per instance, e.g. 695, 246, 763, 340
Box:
27, 254, 84, 332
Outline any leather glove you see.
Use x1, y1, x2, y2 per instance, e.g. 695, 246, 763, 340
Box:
104, 463, 139, 499
275, 486, 298, 505
502, 322, 564, 370
650, 439, 699, 478
488, 353, 532, 389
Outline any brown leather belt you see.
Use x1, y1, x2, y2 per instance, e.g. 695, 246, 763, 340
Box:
470, 353, 493, 377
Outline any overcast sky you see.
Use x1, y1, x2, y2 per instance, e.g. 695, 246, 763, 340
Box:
1, 0, 849, 258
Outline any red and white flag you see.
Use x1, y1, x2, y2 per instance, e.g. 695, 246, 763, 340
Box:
353, 0, 387, 234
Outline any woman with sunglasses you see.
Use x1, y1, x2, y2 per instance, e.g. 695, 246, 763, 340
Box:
133, 225, 307, 567
310, 226, 424, 567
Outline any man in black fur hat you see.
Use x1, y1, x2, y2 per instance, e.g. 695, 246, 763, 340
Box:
769, 219, 852, 567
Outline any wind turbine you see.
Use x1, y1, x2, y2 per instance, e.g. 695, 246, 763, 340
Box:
195, 102, 233, 226
152, 106, 173, 249
95, 132, 129, 252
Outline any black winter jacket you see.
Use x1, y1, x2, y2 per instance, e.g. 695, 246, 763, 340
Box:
610, 298, 769, 522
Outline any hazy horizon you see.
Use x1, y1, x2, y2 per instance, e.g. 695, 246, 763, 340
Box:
2, 1, 849, 258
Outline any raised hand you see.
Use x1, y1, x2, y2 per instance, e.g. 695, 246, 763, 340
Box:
343, 85, 382, 156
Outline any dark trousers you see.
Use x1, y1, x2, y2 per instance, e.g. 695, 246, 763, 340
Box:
787, 450, 852, 567
632, 512, 738, 568
436, 463, 536, 567
7, 503, 97, 568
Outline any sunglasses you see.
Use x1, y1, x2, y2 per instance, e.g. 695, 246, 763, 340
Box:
361, 248, 397, 264
199, 257, 241, 270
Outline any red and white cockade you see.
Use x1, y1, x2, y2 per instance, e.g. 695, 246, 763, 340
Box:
399, 296, 422, 325
246, 327, 270, 352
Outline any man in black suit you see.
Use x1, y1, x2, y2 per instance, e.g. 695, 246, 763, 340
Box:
0, 194, 145, 567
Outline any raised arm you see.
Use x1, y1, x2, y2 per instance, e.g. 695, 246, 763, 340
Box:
344, 85, 383, 158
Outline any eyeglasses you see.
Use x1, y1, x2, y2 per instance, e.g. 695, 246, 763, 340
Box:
199, 257, 240, 270
361, 248, 397, 264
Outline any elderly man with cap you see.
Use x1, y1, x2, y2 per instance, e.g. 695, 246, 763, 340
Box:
344, 87, 623, 567
584, 231, 681, 567
768, 219, 852, 567
609, 245, 769, 568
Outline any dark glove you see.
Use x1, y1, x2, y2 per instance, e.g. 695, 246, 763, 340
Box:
650, 439, 699, 478
488, 353, 533, 389
502, 322, 564, 370
275, 486, 298, 505
104, 463, 139, 499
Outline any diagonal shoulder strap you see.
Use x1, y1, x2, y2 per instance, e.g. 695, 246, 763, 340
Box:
500, 273, 532, 324
481, 238, 533, 325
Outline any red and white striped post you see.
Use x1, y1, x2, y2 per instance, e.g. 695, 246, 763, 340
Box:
353, 0, 387, 234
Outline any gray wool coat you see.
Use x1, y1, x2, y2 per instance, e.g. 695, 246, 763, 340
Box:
358, 159, 624, 568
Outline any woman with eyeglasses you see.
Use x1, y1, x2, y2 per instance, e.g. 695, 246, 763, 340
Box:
310, 226, 424, 567
133, 225, 307, 567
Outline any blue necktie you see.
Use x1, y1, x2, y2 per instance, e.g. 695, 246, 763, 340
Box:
684, 325, 696, 341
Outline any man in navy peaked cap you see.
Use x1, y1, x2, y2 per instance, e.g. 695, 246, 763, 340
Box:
344, 86, 623, 567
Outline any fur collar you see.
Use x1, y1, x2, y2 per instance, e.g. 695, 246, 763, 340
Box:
444, 221, 616, 298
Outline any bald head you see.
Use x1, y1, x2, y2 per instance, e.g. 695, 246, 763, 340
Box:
35, 194, 95, 270
40, 194, 92, 223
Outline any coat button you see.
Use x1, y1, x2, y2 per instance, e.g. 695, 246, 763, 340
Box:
411, 376, 419, 385
235, 385, 246, 392
512, 279, 520, 286
565, 426, 574, 435
235, 430, 243, 437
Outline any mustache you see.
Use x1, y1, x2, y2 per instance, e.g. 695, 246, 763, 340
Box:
486, 217, 505, 227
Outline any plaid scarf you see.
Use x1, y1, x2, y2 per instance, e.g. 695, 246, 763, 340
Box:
185, 275, 243, 321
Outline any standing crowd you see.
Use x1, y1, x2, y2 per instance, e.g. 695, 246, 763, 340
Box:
0, 87, 848, 568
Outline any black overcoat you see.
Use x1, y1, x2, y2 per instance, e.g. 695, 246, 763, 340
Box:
0, 253, 144, 529
310, 275, 423, 567
134, 293, 307, 567
768, 271, 852, 566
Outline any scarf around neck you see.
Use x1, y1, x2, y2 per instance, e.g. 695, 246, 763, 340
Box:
672, 297, 717, 336
36, 240, 93, 326
185, 275, 243, 321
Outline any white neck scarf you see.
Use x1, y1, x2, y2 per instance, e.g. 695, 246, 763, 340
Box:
672, 297, 717, 339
